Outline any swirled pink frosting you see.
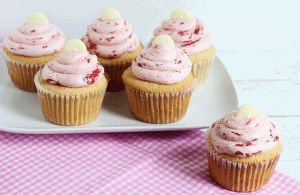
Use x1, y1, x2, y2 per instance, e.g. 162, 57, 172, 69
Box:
83, 18, 139, 58
153, 17, 213, 55
3, 23, 65, 57
131, 44, 192, 84
209, 112, 280, 157
42, 51, 104, 87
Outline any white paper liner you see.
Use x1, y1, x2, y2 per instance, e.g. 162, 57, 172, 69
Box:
191, 55, 215, 89
125, 85, 194, 124
34, 70, 107, 126
205, 130, 281, 192
2, 49, 46, 92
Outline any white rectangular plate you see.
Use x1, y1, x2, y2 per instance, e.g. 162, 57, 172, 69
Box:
0, 55, 238, 134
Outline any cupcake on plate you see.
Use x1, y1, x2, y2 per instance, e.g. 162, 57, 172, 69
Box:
2, 12, 66, 92
122, 35, 194, 124
34, 39, 108, 126
205, 104, 283, 192
82, 8, 143, 92
150, 8, 215, 89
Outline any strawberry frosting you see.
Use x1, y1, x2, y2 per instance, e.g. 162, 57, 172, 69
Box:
42, 51, 104, 87
209, 112, 280, 157
3, 23, 65, 57
131, 44, 192, 84
153, 17, 213, 55
83, 18, 139, 58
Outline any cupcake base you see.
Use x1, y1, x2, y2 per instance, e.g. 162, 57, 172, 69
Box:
34, 70, 108, 126
125, 86, 193, 124
122, 68, 194, 124
2, 47, 62, 92
188, 44, 215, 89
101, 61, 132, 92
205, 131, 282, 192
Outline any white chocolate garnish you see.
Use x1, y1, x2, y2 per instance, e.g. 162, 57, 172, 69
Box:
171, 8, 192, 20
152, 35, 175, 49
235, 104, 260, 119
63, 39, 87, 53
101, 8, 121, 21
26, 12, 48, 24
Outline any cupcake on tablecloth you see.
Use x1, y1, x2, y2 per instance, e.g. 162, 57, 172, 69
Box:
122, 35, 194, 124
83, 8, 143, 92
2, 12, 66, 91
150, 8, 215, 89
205, 104, 283, 192
34, 39, 108, 126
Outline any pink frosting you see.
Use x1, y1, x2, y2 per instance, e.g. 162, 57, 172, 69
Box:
209, 112, 280, 157
3, 23, 65, 57
131, 44, 192, 84
83, 18, 139, 58
153, 17, 213, 55
42, 51, 104, 87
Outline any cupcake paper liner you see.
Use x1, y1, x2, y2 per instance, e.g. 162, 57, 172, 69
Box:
125, 86, 193, 124
191, 55, 215, 89
34, 70, 107, 126
100, 60, 132, 92
205, 131, 281, 192
2, 50, 45, 92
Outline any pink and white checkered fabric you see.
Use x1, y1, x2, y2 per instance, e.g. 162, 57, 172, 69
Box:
0, 42, 3, 49
0, 130, 299, 194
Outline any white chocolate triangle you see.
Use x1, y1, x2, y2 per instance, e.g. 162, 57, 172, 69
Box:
63, 39, 87, 53
235, 104, 260, 119
171, 8, 192, 20
101, 8, 121, 21
152, 35, 175, 49
26, 12, 48, 24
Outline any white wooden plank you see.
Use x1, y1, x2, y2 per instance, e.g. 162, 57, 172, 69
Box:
233, 79, 300, 116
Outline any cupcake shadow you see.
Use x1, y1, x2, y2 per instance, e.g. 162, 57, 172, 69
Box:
155, 144, 219, 185
102, 90, 135, 120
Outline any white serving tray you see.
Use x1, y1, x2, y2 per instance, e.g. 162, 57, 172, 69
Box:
0, 55, 238, 134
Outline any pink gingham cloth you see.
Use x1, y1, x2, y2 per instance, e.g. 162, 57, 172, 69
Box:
0, 42, 3, 49
0, 130, 299, 194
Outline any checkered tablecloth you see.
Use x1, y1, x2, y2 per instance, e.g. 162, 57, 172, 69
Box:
0, 129, 299, 195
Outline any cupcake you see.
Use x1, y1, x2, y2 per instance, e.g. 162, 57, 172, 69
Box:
150, 8, 215, 89
82, 8, 143, 92
205, 104, 283, 192
34, 39, 108, 126
2, 12, 66, 92
122, 35, 194, 124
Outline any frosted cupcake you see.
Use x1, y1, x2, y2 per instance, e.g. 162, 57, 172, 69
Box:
122, 35, 194, 124
205, 104, 283, 192
150, 8, 215, 89
83, 8, 143, 92
34, 39, 108, 126
2, 12, 66, 91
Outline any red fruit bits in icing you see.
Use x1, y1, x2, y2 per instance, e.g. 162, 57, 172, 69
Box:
209, 110, 281, 157
85, 68, 101, 85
